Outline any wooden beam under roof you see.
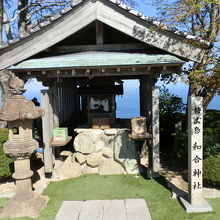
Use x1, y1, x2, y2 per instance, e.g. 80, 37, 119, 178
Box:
14, 65, 182, 80
47, 43, 151, 53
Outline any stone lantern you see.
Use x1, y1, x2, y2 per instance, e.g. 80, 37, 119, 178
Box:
0, 75, 47, 219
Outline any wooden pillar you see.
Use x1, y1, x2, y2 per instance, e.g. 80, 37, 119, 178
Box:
139, 76, 152, 129
139, 76, 160, 176
57, 78, 61, 123
139, 77, 147, 116
81, 97, 87, 114
67, 80, 71, 119
63, 78, 67, 121
50, 85, 59, 128
65, 78, 68, 121
152, 86, 160, 172
60, 78, 64, 123
41, 89, 54, 174
75, 83, 80, 111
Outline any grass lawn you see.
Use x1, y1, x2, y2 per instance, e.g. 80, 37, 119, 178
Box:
0, 174, 219, 220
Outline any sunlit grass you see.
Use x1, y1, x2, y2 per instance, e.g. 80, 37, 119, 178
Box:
0, 174, 219, 220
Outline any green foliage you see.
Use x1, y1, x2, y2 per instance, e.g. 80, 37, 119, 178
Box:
203, 110, 220, 158
159, 87, 220, 160
159, 86, 186, 154
159, 85, 186, 116
176, 110, 220, 160
0, 128, 13, 180
203, 155, 220, 187
176, 131, 188, 159
155, 0, 220, 110
0, 128, 8, 144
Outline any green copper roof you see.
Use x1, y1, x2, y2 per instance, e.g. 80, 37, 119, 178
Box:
10, 51, 184, 70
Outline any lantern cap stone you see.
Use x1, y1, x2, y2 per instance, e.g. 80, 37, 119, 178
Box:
0, 75, 44, 121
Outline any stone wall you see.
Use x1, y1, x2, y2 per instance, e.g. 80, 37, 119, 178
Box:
74, 128, 140, 175
59, 128, 140, 179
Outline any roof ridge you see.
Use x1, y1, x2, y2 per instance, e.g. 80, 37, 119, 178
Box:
0, 0, 210, 51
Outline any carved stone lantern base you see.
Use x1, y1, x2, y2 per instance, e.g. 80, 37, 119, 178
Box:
0, 193, 48, 219
0, 157, 48, 219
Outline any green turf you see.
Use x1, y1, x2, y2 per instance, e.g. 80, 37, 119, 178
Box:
0, 174, 219, 220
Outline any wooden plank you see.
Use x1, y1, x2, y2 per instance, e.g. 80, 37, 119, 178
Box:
103, 200, 126, 220
54, 43, 149, 52
125, 199, 152, 220
41, 89, 54, 173
51, 136, 72, 147
78, 200, 103, 220
55, 201, 82, 220
96, 0, 205, 62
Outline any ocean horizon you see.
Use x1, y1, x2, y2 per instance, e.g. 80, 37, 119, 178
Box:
19, 79, 220, 119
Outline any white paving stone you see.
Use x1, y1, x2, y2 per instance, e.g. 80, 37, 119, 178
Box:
55, 199, 152, 220
55, 201, 81, 220
125, 199, 152, 220
103, 200, 126, 220
78, 200, 103, 220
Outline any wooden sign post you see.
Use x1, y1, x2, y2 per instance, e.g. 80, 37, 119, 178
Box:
188, 96, 203, 205
180, 96, 212, 212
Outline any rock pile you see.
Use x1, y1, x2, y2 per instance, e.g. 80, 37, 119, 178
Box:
59, 128, 140, 179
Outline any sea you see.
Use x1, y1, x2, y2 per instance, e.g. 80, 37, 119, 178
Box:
6, 79, 219, 119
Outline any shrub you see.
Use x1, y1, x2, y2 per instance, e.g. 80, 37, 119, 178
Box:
0, 128, 13, 180
159, 85, 186, 155
203, 110, 220, 158
203, 155, 220, 187
175, 110, 220, 160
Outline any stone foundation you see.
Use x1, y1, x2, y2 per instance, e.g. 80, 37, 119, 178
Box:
0, 193, 48, 219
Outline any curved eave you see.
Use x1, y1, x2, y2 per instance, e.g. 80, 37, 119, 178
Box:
9, 52, 184, 71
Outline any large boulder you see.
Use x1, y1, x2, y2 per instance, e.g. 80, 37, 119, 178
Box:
83, 166, 99, 174
89, 129, 104, 143
114, 129, 140, 174
99, 159, 125, 175
60, 155, 82, 179
74, 129, 103, 154
87, 152, 103, 168
102, 147, 113, 158
74, 131, 95, 154
104, 129, 117, 135
101, 133, 114, 149
75, 152, 86, 165
95, 140, 105, 152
